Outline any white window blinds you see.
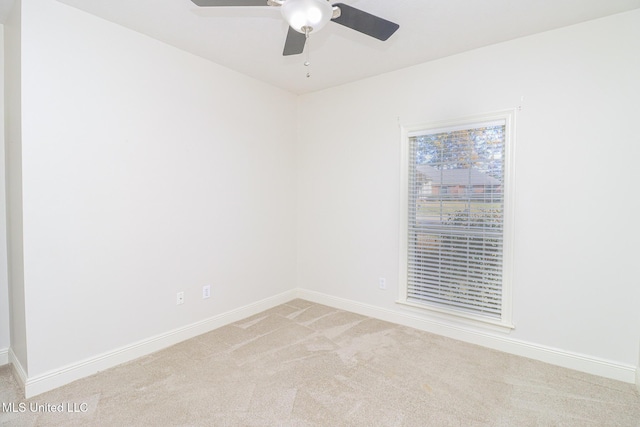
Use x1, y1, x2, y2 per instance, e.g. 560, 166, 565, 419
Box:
406, 120, 506, 320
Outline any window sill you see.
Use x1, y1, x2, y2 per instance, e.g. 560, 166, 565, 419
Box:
396, 299, 515, 334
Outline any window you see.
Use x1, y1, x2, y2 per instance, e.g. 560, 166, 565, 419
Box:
399, 111, 515, 329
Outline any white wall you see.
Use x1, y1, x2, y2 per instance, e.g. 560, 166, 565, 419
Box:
297, 10, 640, 378
6, 0, 640, 394
4, 0, 26, 371
0, 26, 10, 361
17, 0, 297, 379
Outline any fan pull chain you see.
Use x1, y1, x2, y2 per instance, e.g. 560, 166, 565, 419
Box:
304, 26, 311, 78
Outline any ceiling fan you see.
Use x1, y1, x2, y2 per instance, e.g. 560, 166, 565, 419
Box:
191, 0, 400, 56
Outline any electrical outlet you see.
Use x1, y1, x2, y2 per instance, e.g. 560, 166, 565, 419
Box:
378, 277, 386, 290
176, 291, 184, 305
202, 285, 211, 299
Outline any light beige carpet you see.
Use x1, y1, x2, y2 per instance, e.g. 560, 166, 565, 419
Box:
1, 299, 639, 426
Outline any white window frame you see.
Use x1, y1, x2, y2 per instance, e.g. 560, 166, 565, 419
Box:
398, 110, 516, 331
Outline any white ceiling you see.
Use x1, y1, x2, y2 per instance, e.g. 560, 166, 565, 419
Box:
41, 0, 640, 94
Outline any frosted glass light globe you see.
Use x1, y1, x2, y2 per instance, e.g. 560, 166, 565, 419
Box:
281, 0, 333, 33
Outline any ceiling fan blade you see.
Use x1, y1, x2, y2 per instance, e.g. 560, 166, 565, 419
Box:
283, 27, 306, 56
331, 3, 399, 41
191, 0, 268, 6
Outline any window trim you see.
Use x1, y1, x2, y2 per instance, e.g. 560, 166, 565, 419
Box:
398, 110, 516, 331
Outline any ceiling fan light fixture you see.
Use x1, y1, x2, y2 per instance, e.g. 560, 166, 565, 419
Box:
281, 0, 333, 34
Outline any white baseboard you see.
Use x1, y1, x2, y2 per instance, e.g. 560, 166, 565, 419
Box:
0, 347, 8, 366
14, 288, 640, 398
637, 338, 640, 394
23, 289, 297, 398
9, 347, 27, 392
295, 288, 637, 384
